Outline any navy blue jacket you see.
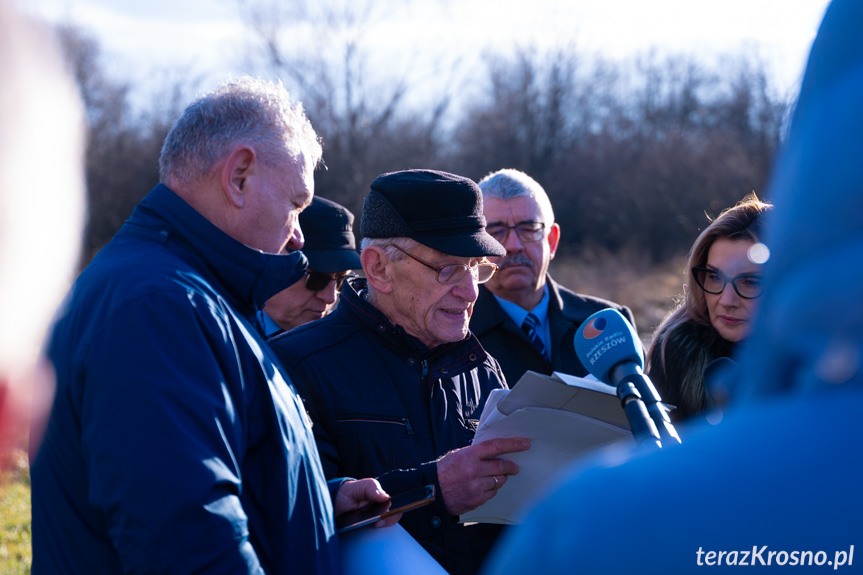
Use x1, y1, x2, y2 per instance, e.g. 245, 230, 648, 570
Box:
270, 278, 508, 575
31, 184, 341, 574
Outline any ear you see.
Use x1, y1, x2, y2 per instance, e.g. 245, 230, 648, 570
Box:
221, 145, 256, 208
547, 223, 561, 260
361, 246, 395, 294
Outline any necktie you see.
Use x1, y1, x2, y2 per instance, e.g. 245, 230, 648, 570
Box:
521, 313, 549, 362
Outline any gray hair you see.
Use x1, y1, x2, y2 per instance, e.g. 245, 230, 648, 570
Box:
159, 77, 323, 185
360, 236, 418, 259
359, 237, 419, 304
477, 168, 555, 224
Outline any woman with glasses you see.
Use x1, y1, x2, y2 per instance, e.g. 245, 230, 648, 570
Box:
646, 194, 773, 422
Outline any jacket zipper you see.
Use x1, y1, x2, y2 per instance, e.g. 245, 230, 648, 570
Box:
337, 415, 415, 435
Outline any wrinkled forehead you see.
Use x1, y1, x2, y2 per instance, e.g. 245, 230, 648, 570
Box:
484, 195, 548, 225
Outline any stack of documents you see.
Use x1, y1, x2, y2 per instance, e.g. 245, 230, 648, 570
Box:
460, 371, 632, 525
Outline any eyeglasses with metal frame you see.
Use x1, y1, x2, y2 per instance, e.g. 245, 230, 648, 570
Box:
486, 221, 546, 243
304, 270, 351, 292
388, 244, 498, 284
692, 266, 764, 299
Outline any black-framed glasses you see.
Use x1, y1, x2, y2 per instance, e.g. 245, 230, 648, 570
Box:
692, 267, 764, 299
388, 244, 498, 284
486, 222, 546, 243
304, 270, 351, 292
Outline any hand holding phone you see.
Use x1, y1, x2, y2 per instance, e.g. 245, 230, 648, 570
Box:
336, 484, 436, 534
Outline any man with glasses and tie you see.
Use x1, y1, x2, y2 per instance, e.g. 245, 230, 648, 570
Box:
262, 196, 362, 338
470, 169, 635, 386
269, 169, 530, 575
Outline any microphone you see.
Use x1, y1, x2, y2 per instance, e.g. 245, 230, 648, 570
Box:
574, 309, 681, 447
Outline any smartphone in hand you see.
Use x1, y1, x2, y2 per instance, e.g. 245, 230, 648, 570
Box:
336, 484, 436, 534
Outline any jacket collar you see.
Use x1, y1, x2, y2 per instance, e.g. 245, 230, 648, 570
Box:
472, 275, 567, 333
472, 276, 603, 362
474, 275, 605, 329
471, 284, 514, 335
125, 184, 307, 316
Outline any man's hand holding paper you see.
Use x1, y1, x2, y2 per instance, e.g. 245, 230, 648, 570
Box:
436, 437, 531, 516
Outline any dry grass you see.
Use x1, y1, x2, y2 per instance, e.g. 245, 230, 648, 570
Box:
0, 449, 32, 574
551, 246, 687, 346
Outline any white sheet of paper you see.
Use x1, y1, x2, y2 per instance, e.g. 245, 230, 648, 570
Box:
459, 371, 633, 525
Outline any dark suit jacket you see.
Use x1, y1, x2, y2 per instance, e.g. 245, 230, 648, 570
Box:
470, 275, 636, 386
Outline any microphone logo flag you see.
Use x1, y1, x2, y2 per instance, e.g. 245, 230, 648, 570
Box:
581, 316, 606, 339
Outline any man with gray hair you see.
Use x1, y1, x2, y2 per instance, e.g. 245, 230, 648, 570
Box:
30, 77, 395, 575
471, 168, 634, 385
270, 169, 531, 575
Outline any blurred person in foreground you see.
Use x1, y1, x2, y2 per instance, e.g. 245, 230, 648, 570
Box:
470, 169, 635, 386
645, 194, 773, 423
481, 1, 863, 572
261, 196, 361, 338
29, 77, 396, 575
0, 1, 85, 469
270, 169, 531, 575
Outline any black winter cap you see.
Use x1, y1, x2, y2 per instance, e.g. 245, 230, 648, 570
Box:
360, 169, 505, 257
299, 196, 362, 273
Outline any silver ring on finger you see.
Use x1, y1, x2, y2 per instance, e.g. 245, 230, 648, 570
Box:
489, 475, 500, 491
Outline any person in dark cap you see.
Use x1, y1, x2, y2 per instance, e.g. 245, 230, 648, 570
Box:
262, 196, 362, 337
269, 169, 531, 575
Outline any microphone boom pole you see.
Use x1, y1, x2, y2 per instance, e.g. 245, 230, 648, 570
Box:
611, 362, 681, 445
614, 377, 662, 448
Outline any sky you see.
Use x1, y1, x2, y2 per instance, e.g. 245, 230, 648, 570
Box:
14, 0, 833, 105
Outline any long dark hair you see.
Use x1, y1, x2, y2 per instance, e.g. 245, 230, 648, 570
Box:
645, 193, 772, 416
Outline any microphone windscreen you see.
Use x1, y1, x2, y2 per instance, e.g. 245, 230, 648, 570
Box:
574, 309, 643, 383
